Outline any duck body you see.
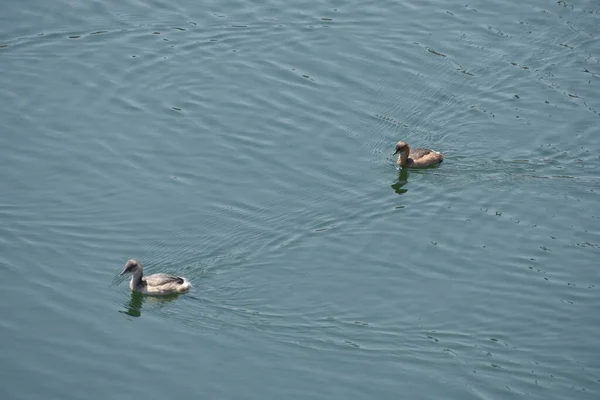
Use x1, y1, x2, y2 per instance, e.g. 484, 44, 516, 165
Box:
394, 141, 443, 168
120, 259, 191, 295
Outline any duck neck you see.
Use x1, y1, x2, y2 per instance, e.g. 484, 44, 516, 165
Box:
398, 148, 410, 167
130, 268, 144, 287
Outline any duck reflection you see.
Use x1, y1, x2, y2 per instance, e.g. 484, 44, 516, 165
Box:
119, 291, 182, 318
391, 167, 409, 195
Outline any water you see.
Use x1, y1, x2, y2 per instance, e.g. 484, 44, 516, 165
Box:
1, 0, 599, 398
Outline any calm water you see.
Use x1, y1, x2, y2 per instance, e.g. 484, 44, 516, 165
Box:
1, 0, 599, 398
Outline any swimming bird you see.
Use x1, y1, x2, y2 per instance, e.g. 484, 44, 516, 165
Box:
393, 141, 444, 168
119, 259, 191, 295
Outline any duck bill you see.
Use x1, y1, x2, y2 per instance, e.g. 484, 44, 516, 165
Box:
119, 268, 128, 276
392, 150, 399, 155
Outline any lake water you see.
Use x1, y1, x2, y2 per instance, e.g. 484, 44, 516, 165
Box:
1, 0, 599, 398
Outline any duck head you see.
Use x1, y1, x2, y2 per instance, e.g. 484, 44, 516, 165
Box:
393, 141, 409, 155
120, 259, 142, 276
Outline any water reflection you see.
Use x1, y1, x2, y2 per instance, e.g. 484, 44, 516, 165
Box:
391, 168, 409, 195
119, 291, 182, 318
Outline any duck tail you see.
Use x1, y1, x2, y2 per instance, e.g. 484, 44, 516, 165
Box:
181, 278, 192, 291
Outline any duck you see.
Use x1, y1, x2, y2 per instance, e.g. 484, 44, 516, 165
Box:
393, 141, 444, 168
119, 259, 191, 295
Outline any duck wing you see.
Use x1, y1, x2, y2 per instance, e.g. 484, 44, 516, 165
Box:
144, 273, 185, 287
409, 147, 433, 159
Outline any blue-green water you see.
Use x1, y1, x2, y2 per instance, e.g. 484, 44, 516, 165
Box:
1, 0, 599, 398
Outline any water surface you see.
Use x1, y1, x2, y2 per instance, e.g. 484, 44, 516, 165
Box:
1, 0, 599, 399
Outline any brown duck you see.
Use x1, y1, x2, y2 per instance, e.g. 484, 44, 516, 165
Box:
393, 141, 444, 168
